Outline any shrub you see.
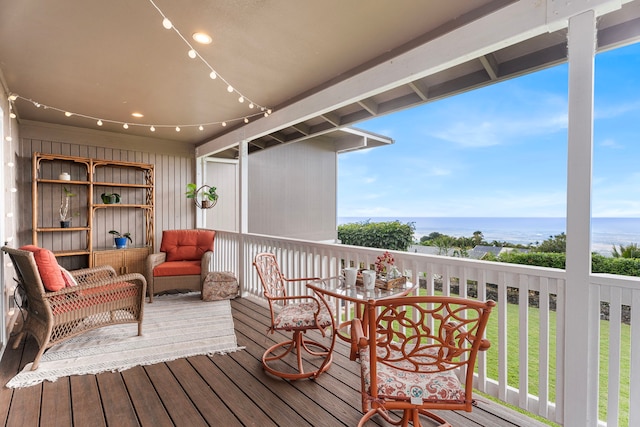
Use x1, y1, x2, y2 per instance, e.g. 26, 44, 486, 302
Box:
498, 251, 566, 269
338, 220, 415, 251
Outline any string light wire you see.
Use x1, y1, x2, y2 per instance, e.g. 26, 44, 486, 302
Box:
146, 0, 269, 113
7, 94, 267, 132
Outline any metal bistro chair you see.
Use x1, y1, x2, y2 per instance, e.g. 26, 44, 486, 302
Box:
351, 295, 495, 427
253, 252, 335, 380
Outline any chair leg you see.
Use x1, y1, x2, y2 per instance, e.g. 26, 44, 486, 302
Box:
262, 330, 333, 381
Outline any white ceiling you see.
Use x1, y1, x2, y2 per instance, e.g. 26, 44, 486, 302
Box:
2, 0, 640, 157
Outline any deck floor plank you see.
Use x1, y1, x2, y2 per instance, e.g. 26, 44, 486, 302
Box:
187, 354, 281, 427
121, 365, 175, 427
166, 358, 243, 427
40, 378, 72, 426
96, 371, 142, 427
69, 374, 107, 427
144, 362, 209, 427
0, 296, 546, 427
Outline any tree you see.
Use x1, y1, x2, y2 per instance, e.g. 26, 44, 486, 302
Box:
535, 232, 566, 253
472, 231, 484, 246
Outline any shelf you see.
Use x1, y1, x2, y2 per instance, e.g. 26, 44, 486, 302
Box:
36, 179, 90, 185
93, 204, 153, 209
93, 182, 153, 188
36, 227, 90, 232
53, 250, 91, 257
32, 152, 155, 266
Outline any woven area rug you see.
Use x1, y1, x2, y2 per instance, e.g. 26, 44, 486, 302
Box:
7, 292, 243, 388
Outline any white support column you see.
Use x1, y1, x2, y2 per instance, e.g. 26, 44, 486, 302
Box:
564, 10, 597, 427
195, 156, 206, 228
237, 140, 249, 289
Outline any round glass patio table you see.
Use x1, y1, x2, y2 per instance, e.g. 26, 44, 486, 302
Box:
307, 276, 417, 343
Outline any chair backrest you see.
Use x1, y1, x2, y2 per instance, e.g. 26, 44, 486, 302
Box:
253, 252, 288, 300
159, 229, 215, 261
2, 246, 52, 321
365, 295, 495, 402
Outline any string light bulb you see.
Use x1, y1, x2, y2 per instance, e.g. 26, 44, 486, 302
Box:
198, 125, 204, 131
65, 112, 73, 117
162, 17, 172, 29
97, 119, 103, 126
123, 123, 129, 129
150, 125, 156, 132
188, 49, 197, 59
227, 85, 233, 93
9, 112, 16, 119
238, 96, 244, 103
244, 117, 249, 123
175, 126, 180, 132
8, 94, 17, 101
209, 71, 217, 80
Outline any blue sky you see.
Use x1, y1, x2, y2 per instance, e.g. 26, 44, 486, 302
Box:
338, 41, 640, 218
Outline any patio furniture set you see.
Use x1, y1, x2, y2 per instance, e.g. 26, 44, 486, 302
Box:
253, 252, 495, 427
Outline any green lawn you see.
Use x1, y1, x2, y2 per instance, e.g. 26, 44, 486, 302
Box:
481, 296, 631, 426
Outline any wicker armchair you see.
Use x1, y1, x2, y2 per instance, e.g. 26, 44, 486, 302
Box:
2, 246, 146, 370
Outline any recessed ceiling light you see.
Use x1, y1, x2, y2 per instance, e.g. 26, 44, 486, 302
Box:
131, 112, 144, 118
192, 32, 212, 45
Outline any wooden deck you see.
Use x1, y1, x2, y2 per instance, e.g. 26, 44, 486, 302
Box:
0, 297, 548, 427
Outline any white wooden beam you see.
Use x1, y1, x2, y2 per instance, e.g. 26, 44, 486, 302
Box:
196, 0, 624, 158
408, 81, 429, 100
479, 53, 500, 80
564, 10, 597, 427
357, 98, 379, 115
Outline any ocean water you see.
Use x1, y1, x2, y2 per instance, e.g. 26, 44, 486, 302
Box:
337, 217, 640, 256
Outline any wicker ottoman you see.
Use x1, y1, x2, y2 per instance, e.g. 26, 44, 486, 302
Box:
202, 271, 239, 301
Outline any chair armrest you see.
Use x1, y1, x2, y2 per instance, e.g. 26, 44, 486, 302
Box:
350, 318, 366, 361
201, 251, 214, 280
146, 252, 166, 270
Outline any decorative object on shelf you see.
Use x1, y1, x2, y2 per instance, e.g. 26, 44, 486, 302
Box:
59, 187, 76, 228
185, 183, 219, 209
109, 230, 132, 249
58, 172, 71, 181
101, 192, 121, 204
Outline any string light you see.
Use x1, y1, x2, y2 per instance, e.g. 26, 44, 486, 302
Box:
7, 93, 270, 134
146, 0, 270, 113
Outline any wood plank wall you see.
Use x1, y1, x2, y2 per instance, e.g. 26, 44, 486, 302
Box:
18, 122, 197, 269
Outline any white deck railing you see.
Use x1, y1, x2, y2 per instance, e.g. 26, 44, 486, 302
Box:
212, 230, 639, 426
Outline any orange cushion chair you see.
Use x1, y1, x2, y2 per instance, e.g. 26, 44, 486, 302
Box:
145, 229, 215, 302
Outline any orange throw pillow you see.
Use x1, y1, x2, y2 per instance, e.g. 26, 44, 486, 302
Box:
19, 245, 65, 291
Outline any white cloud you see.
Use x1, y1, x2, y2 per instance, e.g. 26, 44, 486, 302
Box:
599, 138, 623, 149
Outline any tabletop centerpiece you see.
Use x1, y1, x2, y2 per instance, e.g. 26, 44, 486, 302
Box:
373, 251, 406, 290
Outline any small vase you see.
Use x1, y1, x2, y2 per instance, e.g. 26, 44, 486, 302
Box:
114, 237, 128, 249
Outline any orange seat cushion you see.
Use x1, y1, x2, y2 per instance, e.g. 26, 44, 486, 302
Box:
153, 260, 201, 277
20, 245, 65, 292
160, 229, 215, 262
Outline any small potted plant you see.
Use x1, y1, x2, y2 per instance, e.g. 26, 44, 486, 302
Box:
109, 230, 132, 249
59, 187, 76, 228
101, 192, 121, 204
185, 183, 219, 209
